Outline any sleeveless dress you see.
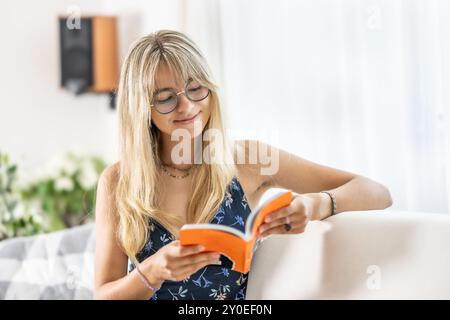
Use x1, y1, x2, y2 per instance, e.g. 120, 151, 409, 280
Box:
128, 176, 252, 300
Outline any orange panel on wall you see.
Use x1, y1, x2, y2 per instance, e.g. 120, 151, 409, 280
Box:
91, 16, 119, 93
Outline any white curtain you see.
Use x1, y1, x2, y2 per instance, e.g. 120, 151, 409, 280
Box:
182, 0, 450, 214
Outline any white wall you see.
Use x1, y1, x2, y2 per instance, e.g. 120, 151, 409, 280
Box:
2, 0, 448, 214
0, 0, 184, 174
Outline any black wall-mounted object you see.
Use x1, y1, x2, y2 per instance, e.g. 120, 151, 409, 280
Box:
59, 16, 118, 109
59, 18, 93, 95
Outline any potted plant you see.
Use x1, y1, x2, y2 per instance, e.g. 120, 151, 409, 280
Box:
19, 152, 106, 231
0, 151, 45, 240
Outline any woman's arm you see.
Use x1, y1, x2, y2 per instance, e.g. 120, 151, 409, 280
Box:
94, 164, 161, 300
245, 140, 393, 220
303, 175, 393, 221
244, 140, 393, 238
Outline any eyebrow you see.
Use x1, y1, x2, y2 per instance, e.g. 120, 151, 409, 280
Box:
154, 87, 174, 95
153, 78, 195, 95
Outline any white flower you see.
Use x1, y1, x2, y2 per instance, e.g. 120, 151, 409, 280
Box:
15, 169, 32, 189
12, 202, 26, 219
42, 154, 77, 179
60, 157, 78, 176
29, 209, 44, 225
28, 200, 43, 214
78, 159, 98, 190
11, 201, 44, 225
25, 201, 45, 224
54, 176, 74, 191
44, 155, 66, 180
2, 210, 12, 221
0, 166, 6, 178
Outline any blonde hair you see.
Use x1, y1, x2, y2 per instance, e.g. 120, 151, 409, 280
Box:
115, 30, 237, 263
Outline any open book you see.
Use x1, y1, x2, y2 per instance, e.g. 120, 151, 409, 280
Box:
179, 187, 293, 273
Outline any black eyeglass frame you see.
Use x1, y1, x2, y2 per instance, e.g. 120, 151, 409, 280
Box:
149, 79, 211, 114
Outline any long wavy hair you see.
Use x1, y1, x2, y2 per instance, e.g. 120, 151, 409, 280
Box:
115, 30, 237, 263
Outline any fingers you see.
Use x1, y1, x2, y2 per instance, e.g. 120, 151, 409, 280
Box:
264, 203, 299, 223
166, 254, 221, 282
163, 240, 221, 270
259, 213, 306, 234
259, 220, 307, 238
169, 240, 205, 257
176, 252, 221, 268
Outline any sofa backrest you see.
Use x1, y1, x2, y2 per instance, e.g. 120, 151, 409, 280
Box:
0, 223, 95, 299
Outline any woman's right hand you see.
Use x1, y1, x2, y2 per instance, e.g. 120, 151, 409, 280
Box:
142, 240, 221, 285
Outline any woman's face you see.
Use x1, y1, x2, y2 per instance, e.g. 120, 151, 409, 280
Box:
150, 63, 211, 139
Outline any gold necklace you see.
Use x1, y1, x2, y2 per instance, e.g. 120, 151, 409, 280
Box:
162, 163, 192, 172
160, 164, 192, 179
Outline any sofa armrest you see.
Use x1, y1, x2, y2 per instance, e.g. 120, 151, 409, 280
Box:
246, 210, 450, 299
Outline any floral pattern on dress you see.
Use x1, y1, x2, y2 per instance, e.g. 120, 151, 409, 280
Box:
128, 176, 251, 300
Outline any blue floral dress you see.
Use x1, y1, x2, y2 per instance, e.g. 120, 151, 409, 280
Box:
128, 176, 252, 300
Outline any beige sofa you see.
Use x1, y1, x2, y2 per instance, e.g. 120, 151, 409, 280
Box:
1, 210, 449, 299
246, 210, 450, 299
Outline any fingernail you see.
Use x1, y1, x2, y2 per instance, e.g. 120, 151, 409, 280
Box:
212, 259, 222, 265
198, 245, 205, 251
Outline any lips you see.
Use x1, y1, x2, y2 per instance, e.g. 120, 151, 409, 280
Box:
174, 111, 201, 124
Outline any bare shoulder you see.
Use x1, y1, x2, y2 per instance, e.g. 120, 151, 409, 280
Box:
98, 161, 120, 192
235, 139, 359, 195
232, 139, 262, 181
232, 139, 275, 203
96, 161, 121, 221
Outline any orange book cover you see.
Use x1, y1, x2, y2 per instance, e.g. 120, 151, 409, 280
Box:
179, 188, 293, 273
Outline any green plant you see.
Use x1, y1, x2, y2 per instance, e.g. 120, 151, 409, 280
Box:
20, 152, 106, 231
0, 151, 45, 240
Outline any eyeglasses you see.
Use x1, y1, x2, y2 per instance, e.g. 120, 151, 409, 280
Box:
150, 79, 211, 114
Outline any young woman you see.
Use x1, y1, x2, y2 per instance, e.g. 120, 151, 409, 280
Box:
94, 30, 392, 300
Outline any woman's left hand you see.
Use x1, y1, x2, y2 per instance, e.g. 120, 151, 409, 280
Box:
257, 193, 316, 239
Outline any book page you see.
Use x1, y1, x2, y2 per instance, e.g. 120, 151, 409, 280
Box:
180, 223, 246, 239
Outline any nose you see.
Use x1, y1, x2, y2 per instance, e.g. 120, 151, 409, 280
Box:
176, 92, 195, 113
